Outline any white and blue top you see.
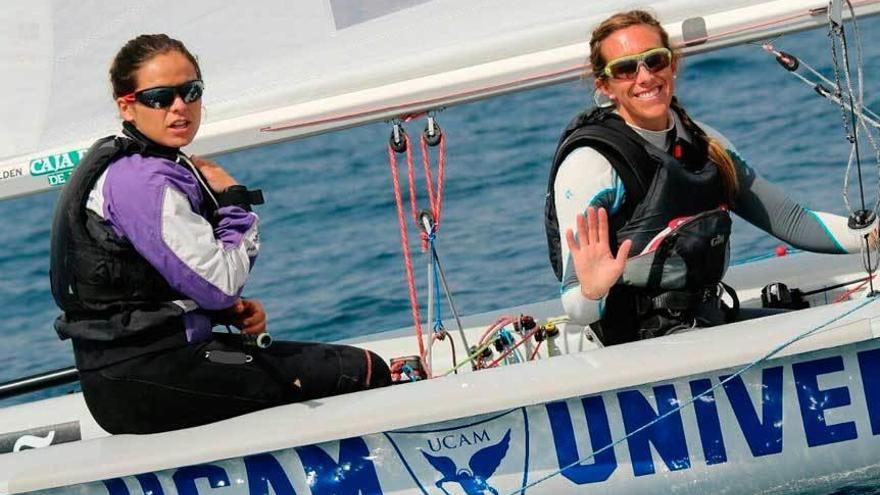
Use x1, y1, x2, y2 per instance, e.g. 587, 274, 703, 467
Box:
554, 110, 863, 326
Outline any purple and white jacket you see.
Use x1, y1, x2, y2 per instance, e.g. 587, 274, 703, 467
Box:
86, 153, 260, 342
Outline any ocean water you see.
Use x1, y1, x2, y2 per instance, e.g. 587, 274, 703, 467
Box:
0, 14, 878, 472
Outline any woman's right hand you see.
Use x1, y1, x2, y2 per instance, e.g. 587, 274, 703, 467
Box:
565, 207, 632, 300
216, 298, 267, 334
190, 155, 239, 193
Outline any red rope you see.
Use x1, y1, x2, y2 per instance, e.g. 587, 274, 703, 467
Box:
529, 340, 544, 361
834, 275, 875, 303
419, 133, 447, 221
433, 134, 448, 226
485, 325, 543, 368
386, 121, 448, 376
405, 138, 419, 226
437, 135, 446, 225
478, 316, 517, 348
388, 136, 429, 374
417, 131, 447, 249
420, 135, 436, 225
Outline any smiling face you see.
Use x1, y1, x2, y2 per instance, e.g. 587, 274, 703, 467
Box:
116, 51, 202, 148
595, 24, 677, 131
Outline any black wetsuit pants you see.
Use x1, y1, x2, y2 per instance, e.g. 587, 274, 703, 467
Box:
78, 333, 391, 434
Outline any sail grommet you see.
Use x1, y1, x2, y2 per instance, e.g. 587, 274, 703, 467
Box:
423, 117, 442, 147
389, 123, 408, 153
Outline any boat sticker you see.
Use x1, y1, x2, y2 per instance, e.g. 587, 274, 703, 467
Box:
385, 408, 529, 495
29, 149, 88, 187
0, 420, 81, 454
0, 166, 24, 181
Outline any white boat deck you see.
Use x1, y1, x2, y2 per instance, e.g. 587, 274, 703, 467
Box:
3, 253, 880, 494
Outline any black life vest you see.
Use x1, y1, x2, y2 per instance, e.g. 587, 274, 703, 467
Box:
544, 106, 732, 343
50, 124, 207, 346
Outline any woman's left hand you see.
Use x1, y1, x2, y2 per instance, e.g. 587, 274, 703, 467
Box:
191, 155, 239, 193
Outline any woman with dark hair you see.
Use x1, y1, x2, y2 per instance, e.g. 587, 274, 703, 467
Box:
545, 11, 869, 345
50, 34, 390, 434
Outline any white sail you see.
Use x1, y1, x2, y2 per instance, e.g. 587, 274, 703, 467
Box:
4, 3, 880, 493
1, 0, 879, 200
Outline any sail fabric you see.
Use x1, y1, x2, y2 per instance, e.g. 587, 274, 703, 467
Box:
2, 0, 879, 199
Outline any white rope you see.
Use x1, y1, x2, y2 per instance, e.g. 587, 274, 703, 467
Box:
756, 42, 880, 129
828, 0, 880, 214
755, 2, 880, 215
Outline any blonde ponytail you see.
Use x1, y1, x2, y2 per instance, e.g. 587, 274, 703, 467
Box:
707, 137, 739, 201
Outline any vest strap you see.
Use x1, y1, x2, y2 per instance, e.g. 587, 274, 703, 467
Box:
651, 290, 703, 311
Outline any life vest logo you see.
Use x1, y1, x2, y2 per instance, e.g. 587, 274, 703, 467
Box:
385, 408, 529, 495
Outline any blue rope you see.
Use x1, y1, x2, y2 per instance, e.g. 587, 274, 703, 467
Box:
498, 328, 515, 347
430, 233, 445, 333
507, 296, 879, 494
496, 328, 520, 364
401, 364, 420, 382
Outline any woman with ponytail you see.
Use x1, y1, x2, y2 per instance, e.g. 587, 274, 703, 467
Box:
51, 34, 390, 434
545, 10, 868, 344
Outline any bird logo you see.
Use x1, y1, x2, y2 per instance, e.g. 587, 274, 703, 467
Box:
420, 429, 512, 495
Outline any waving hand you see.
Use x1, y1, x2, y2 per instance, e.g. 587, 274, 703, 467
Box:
565, 207, 632, 300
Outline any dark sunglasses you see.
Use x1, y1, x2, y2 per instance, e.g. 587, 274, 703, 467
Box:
121, 80, 204, 109
602, 47, 673, 80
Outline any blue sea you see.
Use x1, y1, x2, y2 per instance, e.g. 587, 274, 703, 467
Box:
1, 14, 878, 442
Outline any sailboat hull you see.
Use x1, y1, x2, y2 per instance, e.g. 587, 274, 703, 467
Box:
4, 253, 880, 494
15, 337, 880, 494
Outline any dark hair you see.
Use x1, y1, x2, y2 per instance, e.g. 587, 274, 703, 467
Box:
109, 34, 202, 97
